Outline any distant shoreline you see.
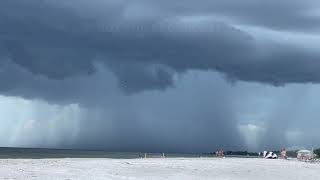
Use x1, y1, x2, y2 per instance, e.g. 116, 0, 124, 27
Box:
0, 147, 260, 159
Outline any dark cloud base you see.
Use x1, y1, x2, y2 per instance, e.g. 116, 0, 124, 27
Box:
1, 0, 320, 93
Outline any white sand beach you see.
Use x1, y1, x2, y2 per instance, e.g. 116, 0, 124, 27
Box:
0, 158, 319, 180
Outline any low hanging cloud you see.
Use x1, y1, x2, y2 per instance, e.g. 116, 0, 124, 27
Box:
1, 0, 320, 94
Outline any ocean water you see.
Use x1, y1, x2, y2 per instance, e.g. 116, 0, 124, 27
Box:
0, 147, 260, 159
0, 147, 202, 159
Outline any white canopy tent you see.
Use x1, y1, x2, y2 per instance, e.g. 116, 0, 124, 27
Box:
297, 150, 314, 160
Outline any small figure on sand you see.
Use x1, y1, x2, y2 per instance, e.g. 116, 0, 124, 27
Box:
280, 149, 287, 159
215, 149, 224, 157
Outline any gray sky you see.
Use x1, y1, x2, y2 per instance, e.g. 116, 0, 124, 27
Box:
0, 0, 320, 152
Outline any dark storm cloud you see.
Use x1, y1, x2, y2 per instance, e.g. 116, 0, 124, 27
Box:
1, 0, 320, 152
1, 0, 320, 93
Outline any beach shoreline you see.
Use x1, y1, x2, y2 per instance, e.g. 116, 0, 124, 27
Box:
0, 157, 319, 180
